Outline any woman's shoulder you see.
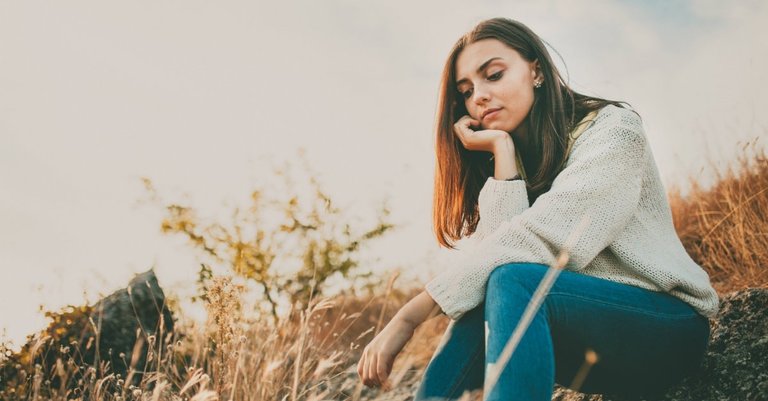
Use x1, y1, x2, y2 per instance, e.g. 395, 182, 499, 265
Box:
593, 104, 643, 131
575, 104, 646, 148
595, 104, 642, 125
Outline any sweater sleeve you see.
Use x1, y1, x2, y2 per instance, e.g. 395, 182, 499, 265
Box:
425, 107, 647, 320
471, 178, 530, 242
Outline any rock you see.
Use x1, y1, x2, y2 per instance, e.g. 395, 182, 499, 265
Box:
553, 288, 768, 400
0, 269, 174, 394
86, 269, 175, 384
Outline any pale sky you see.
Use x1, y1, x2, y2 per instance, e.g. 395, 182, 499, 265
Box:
1, 0, 766, 349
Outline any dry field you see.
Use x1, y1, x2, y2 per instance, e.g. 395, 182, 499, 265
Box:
3, 144, 766, 401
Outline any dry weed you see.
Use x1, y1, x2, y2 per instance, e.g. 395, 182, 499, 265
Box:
670, 140, 768, 293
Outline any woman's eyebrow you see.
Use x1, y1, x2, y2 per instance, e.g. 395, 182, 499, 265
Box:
456, 57, 503, 87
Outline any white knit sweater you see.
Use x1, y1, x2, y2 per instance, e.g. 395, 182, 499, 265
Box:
425, 105, 720, 320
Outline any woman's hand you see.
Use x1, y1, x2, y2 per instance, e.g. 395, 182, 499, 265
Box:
357, 291, 442, 389
357, 316, 417, 389
454, 115, 511, 153
454, 115, 520, 179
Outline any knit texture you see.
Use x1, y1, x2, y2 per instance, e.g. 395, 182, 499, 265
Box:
425, 105, 720, 320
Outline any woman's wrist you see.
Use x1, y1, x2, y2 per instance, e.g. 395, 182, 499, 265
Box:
492, 136, 520, 180
492, 135, 514, 156
394, 290, 442, 329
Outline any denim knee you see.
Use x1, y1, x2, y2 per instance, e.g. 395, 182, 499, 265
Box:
487, 262, 550, 297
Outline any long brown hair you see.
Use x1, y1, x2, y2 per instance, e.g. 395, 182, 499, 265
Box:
433, 17, 628, 248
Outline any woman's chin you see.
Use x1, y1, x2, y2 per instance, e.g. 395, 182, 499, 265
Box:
482, 122, 508, 132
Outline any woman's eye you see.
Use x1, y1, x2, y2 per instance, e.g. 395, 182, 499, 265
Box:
488, 71, 503, 81
461, 89, 473, 99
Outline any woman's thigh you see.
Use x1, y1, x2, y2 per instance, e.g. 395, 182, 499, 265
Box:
491, 262, 710, 397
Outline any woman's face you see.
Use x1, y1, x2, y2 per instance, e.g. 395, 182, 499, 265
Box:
455, 39, 541, 134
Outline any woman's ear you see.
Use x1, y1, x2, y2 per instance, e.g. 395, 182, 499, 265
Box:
531, 59, 542, 81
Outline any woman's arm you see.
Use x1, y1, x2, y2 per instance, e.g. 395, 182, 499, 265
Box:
357, 290, 442, 388
492, 135, 519, 180
460, 136, 529, 249
395, 290, 443, 326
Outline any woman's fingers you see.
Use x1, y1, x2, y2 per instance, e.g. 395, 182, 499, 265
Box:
453, 116, 483, 149
363, 351, 373, 386
370, 353, 381, 386
358, 320, 410, 390
453, 116, 509, 153
453, 116, 478, 142
359, 348, 379, 388
360, 350, 391, 388
376, 354, 391, 387
357, 352, 367, 383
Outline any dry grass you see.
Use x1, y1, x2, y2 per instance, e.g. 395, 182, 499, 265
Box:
0, 270, 450, 401
669, 140, 768, 293
167, 274, 448, 401
3, 143, 767, 400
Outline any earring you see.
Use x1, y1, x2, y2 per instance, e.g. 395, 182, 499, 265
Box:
534, 80, 542, 88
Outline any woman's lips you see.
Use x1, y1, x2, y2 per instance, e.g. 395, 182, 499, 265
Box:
483, 108, 501, 121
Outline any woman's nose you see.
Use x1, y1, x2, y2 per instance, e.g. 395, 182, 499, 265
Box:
472, 85, 490, 104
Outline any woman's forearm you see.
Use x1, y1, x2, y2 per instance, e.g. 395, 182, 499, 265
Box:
493, 136, 519, 180
394, 290, 443, 328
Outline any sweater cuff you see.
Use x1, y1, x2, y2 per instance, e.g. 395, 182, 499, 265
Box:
425, 277, 465, 320
479, 177, 530, 222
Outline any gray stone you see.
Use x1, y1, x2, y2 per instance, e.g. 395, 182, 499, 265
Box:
0, 269, 174, 395
87, 269, 175, 384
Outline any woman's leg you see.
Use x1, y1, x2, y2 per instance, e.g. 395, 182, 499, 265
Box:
413, 303, 486, 401
484, 262, 710, 401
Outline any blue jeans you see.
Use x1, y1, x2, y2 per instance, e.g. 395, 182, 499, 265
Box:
414, 263, 710, 401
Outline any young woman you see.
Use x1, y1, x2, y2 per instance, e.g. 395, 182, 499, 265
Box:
357, 18, 719, 400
